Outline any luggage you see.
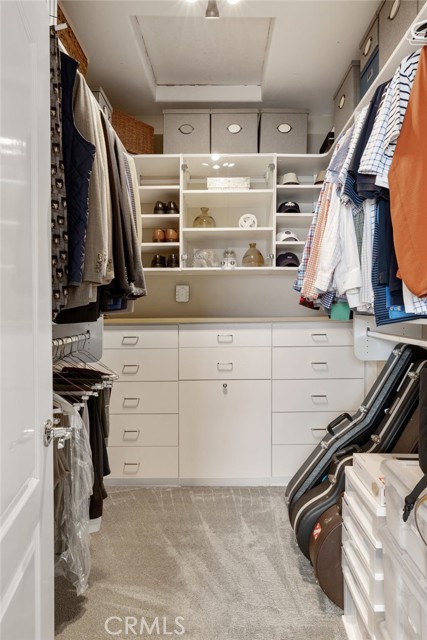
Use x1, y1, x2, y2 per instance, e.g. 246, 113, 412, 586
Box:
308, 500, 344, 609
292, 358, 427, 558
286, 344, 420, 521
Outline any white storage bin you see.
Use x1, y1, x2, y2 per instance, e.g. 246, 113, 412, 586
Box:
343, 551, 385, 639
333, 60, 360, 136
342, 542, 384, 610
345, 468, 387, 541
211, 111, 258, 154
163, 110, 210, 154
381, 458, 427, 578
259, 110, 308, 153
342, 502, 384, 576
382, 527, 427, 640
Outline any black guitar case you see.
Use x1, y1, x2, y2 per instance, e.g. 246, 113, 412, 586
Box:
292, 358, 427, 559
286, 344, 421, 522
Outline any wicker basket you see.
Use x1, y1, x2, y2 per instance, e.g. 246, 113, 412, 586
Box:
112, 110, 154, 155
57, 5, 88, 77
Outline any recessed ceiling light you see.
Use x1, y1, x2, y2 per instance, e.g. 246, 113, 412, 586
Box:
211, 153, 221, 161
222, 163, 229, 167
227, 0, 241, 4
186, 0, 198, 3
228, 163, 235, 168
212, 164, 221, 170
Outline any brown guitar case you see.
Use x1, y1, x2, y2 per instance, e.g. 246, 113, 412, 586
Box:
308, 499, 343, 609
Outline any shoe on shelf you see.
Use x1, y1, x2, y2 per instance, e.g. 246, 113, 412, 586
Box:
166, 201, 179, 214
154, 201, 166, 214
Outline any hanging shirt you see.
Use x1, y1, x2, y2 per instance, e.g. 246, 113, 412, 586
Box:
389, 47, 427, 299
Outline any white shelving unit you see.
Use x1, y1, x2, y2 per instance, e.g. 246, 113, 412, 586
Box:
132, 152, 328, 274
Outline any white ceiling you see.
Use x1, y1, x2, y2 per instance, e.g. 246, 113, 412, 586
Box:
61, 0, 381, 119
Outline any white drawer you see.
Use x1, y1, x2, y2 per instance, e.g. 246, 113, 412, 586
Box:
272, 322, 353, 347
109, 414, 178, 447
272, 411, 339, 445
110, 381, 178, 414
272, 444, 316, 480
107, 446, 178, 479
272, 379, 364, 412
104, 325, 178, 349
273, 346, 364, 379
179, 324, 271, 348
102, 348, 178, 381
179, 347, 271, 380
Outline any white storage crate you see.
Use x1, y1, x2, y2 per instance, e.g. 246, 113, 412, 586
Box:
343, 551, 385, 640
345, 467, 387, 541
342, 502, 384, 576
382, 527, 427, 640
342, 543, 384, 610
381, 458, 427, 578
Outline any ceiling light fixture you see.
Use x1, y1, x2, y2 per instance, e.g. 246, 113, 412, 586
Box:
226, 0, 241, 4
205, 0, 220, 19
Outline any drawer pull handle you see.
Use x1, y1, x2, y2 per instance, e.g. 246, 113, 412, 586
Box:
311, 428, 327, 437
311, 395, 328, 404
123, 462, 140, 473
122, 336, 139, 346
217, 362, 233, 371
217, 334, 233, 344
310, 333, 328, 342
123, 429, 140, 440
122, 364, 140, 374
123, 397, 140, 408
311, 361, 328, 370
388, 0, 400, 21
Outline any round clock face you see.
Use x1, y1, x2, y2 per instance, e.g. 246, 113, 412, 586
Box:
239, 214, 258, 228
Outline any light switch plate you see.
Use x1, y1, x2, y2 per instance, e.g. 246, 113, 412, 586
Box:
175, 284, 190, 303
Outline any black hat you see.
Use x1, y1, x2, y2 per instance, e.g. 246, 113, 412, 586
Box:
278, 201, 300, 213
276, 252, 300, 267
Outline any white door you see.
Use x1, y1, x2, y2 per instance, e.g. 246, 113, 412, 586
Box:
0, 2, 53, 639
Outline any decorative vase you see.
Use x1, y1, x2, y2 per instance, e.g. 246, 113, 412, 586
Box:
192, 207, 216, 228
242, 243, 265, 267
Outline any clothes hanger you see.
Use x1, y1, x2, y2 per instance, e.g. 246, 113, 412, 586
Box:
406, 21, 427, 46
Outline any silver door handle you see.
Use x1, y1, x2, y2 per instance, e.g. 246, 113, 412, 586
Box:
311, 395, 328, 404
311, 428, 327, 436
217, 362, 233, 371
122, 336, 139, 345
123, 397, 140, 408
311, 362, 328, 370
44, 419, 73, 448
217, 334, 233, 344
122, 364, 140, 374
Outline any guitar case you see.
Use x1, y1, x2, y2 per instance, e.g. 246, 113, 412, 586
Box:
286, 344, 421, 522
292, 358, 427, 559
308, 499, 344, 609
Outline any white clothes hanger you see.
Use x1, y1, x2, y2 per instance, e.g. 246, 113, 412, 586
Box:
406, 20, 427, 46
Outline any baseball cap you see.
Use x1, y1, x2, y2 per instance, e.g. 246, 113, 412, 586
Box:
280, 172, 300, 185
276, 252, 300, 267
276, 229, 299, 242
314, 170, 326, 185
278, 201, 300, 213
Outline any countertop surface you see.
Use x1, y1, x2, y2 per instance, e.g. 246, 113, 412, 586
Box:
103, 316, 350, 325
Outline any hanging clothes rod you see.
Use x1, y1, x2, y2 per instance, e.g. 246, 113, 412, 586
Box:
52, 331, 90, 348
367, 328, 427, 349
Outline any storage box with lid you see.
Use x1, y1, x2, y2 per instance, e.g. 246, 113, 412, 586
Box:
210, 110, 259, 154
333, 60, 361, 136
359, 14, 380, 98
92, 86, 113, 123
379, 0, 419, 69
381, 457, 427, 577
259, 109, 308, 153
163, 110, 210, 154
382, 527, 427, 640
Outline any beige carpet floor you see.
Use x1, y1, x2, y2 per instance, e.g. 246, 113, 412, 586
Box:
55, 486, 346, 640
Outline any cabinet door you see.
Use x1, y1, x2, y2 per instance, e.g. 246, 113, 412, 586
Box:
179, 380, 271, 480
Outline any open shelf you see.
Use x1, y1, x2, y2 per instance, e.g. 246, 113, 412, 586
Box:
182, 227, 273, 242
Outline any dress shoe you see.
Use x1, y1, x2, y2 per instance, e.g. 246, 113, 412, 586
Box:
166, 201, 179, 214
153, 201, 166, 214
151, 254, 166, 268
152, 229, 165, 242
165, 228, 178, 242
166, 254, 179, 268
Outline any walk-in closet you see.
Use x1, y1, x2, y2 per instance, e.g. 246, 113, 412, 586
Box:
1, 1, 427, 639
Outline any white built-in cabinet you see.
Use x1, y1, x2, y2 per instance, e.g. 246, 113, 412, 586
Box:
133, 153, 328, 274
103, 321, 366, 485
